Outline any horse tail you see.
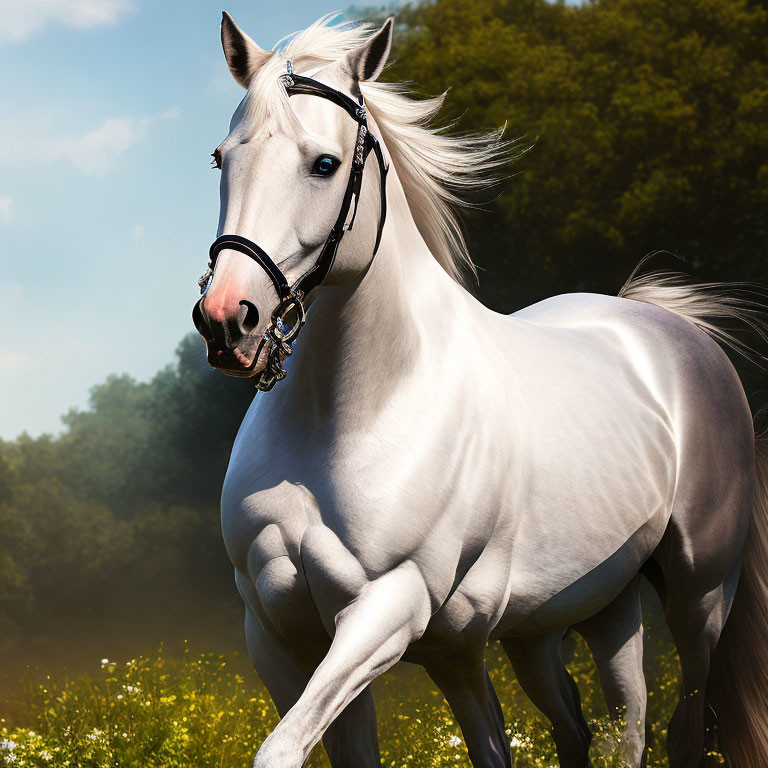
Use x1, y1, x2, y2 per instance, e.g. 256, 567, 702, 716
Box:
618, 262, 768, 370
706, 435, 768, 766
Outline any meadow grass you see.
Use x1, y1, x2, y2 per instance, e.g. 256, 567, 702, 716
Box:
0, 630, 723, 767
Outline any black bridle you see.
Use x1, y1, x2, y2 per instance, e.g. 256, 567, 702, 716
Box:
193, 62, 389, 391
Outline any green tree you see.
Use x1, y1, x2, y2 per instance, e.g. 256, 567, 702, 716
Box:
0, 336, 249, 666
385, 0, 768, 311
22, 334, 256, 514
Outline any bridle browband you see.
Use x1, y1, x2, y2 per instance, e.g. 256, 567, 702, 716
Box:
194, 62, 389, 391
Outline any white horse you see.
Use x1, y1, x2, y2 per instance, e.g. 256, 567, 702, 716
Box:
192, 13, 768, 768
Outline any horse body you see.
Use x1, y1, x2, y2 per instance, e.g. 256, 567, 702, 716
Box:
196, 13, 768, 768
223, 248, 750, 644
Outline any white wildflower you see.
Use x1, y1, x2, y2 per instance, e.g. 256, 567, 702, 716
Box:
447, 735, 462, 748
1, 741, 16, 751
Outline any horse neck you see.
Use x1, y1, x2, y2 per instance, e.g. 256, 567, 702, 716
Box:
288, 165, 471, 418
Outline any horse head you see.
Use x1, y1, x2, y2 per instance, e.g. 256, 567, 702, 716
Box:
193, 14, 392, 385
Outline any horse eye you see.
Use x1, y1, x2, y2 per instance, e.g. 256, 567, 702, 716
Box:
311, 155, 341, 177
211, 148, 222, 170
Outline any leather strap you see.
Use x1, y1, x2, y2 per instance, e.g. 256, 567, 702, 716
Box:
205, 71, 388, 301
209, 234, 291, 298
295, 128, 387, 295
286, 74, 367, 123
371, 135, 388, 255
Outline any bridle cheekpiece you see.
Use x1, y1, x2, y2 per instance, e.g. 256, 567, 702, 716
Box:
194, 61, 389, 391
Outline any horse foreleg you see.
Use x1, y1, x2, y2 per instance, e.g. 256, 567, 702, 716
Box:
575, 577, 647, 767
502, 632, 592, 768
245, 608, 381, 768
245, 607, 313, 713
426, 659, 512, 768
251, 560, 431, 768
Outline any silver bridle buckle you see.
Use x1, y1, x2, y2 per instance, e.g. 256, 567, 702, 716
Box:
256, 289, 307, 391
279, 60, 294, 89
198, 267, 213, 294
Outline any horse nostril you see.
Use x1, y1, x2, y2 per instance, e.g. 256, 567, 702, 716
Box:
239, 300, 260, 333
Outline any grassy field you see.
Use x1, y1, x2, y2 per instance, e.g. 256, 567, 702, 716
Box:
0, 627, 722, 768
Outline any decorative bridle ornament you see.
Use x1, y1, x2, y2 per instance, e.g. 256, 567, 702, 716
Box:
193, 62, 389, 391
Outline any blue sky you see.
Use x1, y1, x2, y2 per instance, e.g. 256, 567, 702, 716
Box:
0, 0, 401, 438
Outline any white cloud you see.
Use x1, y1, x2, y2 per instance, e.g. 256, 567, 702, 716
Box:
0, 195, 13, 224
0, 283, 23, 301
0, 0, 133, 43
0, 350, 33, 373
45, 116, 150, 175
159, 107, 181, 121
0, 108, 179, 176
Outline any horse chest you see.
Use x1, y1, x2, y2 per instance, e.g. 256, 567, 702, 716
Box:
221, 459, 432, 636
224, 389, 484, 568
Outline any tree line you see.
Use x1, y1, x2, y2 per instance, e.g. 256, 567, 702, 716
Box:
384, 0, 767, 310
0, 336, 254, 669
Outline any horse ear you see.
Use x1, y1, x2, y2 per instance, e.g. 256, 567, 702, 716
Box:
221, 11, 271, 88
341, 17, 394, 83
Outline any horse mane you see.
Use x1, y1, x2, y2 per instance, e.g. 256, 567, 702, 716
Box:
241, 14, 511, 285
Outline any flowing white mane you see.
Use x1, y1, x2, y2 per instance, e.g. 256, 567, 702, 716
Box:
240, 14, 510, 285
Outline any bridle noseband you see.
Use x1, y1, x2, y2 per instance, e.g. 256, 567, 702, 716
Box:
194, 62, 389, 391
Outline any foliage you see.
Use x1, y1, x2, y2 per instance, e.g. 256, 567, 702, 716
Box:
0, 335, 251, 666
383, 0, 768, 312
2, 650, 276, 768
53, 333, 254, 513
0, 631, 723, 767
